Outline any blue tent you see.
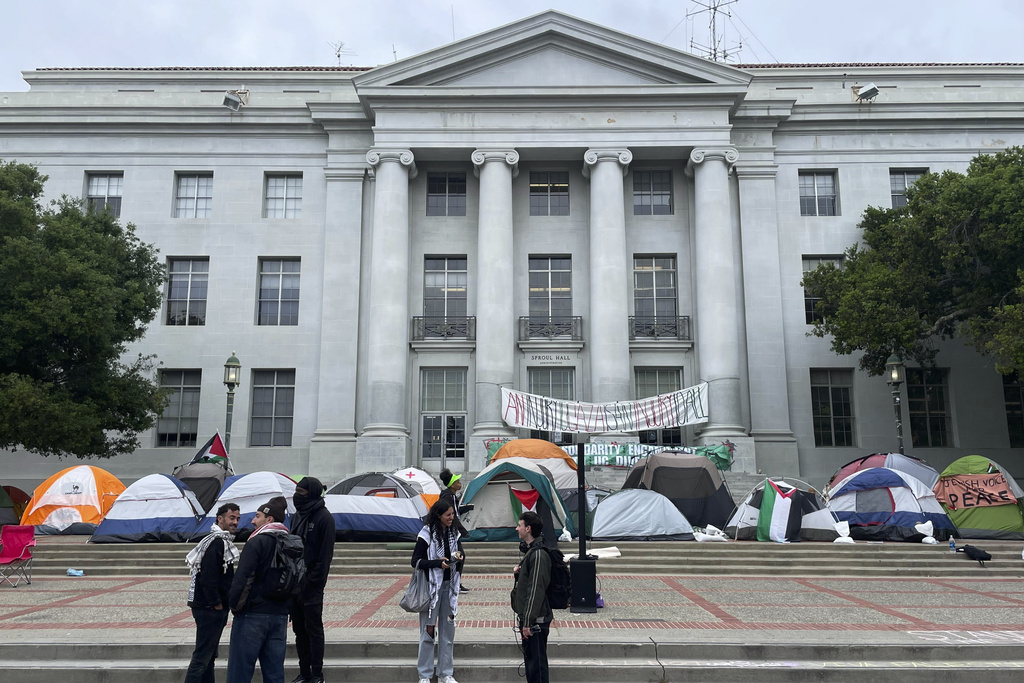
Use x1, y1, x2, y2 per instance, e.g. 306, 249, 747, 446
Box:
91, 474, 205, 543
828, 467, 956, 542
325, 494, 427, 542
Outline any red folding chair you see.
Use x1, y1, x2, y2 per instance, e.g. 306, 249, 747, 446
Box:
0, 525, 35, 587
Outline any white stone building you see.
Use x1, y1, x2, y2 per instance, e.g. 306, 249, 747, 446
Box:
2, 11, 1022, 490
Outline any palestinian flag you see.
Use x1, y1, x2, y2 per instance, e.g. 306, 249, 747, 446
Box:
191, 432, 229, 465
756, 479, 800, 543
509, 487, 540, 518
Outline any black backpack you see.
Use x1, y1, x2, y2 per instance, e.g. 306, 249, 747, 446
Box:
266, 533, 307, 600
958, 544, 992, 567
543, 547, 572, 610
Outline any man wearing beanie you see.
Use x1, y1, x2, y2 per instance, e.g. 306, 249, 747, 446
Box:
289, 477, 335, 683
227, 496, 291, 683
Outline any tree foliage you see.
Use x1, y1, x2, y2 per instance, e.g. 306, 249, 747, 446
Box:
0, 160, 167, 457
803, 147, 1024, 376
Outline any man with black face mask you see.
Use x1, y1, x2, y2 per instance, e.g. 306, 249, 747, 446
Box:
289, 477, 335, 683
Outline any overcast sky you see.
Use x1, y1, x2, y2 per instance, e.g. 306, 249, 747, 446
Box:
3, 0, 1023, 92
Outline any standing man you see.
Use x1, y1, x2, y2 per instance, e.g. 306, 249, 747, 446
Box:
289, 477, 335, 683
227, 497, 292, 683
511, 511, 551, 683
185, 502, 240, 683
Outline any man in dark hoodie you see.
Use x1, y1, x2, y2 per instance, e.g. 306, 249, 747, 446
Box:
289, 477, 336, 683
226, 496, 291, 683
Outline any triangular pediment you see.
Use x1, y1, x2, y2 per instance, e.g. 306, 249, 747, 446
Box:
354, 10, 752, 90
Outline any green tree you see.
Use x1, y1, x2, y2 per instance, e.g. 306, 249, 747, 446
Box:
0, 160, 167, 458
803, 147, 1024, 376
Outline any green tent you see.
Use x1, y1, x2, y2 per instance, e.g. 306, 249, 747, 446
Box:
936, 455, 1024, 540
461, 459, 575, 542
0, 486, 17, 526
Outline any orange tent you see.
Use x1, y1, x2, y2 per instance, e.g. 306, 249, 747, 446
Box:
491, 438, 578, 470
21, 465, 125, 531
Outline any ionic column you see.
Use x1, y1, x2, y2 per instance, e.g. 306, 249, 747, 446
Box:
583, 149, 633, 408
357, 149, 416, 470
470, 150, 519, 470
688, 147, 746, 438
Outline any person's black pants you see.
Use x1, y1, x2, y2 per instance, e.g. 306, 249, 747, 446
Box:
184, 606, 229, 683
291, 596, 326, 677
522, 622, 550, 683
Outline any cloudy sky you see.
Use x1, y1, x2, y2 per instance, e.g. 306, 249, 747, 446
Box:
3, 0, 1023, 91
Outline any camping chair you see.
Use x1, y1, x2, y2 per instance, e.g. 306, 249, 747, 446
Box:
0, 525, 36, 587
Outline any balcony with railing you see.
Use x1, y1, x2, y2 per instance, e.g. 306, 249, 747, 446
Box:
629, 316, 691, 341
518, 316, 583, 341
411, 316, 476, 341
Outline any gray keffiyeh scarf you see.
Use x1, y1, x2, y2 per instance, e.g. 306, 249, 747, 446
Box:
416, 525, 461, 621
186, 524, 240, 603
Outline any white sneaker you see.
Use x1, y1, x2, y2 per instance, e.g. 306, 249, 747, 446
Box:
439, 677, 460, 683
418, 679, 430, 683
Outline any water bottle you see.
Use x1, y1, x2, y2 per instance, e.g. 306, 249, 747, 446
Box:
949, 538, 956, 553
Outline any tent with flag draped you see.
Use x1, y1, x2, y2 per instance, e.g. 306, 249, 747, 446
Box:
460, 459, 574, 542
91, 474, 205, 543
934, 455, 1024, 540
172, 433, 233, 513
725, 478, 840, 542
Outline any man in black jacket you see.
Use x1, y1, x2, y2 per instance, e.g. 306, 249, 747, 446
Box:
226, 496, 292, 683
511, 511, 552, 683
289, 477, 336, 683
185, 503, 240, 683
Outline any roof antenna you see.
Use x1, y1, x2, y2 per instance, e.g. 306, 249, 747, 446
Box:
687, 0, 742, 62
451, 4, 456, 41
327, 41, 357, 67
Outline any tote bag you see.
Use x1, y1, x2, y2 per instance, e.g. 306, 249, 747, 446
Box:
400, 559, 431, 613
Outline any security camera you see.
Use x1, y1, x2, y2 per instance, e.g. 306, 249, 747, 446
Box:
223, 91, 243, 111
856, 83, 879, 101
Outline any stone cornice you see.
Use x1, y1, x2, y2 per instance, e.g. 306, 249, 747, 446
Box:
471, 150, 520, 178
582, 149, 632, 179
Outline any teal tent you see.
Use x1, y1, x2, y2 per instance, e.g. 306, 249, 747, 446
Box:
461, 459, 575, 542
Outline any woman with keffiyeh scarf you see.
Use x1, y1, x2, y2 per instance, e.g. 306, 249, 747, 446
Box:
410, 499, 465, 683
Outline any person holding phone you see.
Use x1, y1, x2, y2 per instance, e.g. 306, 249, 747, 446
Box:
410, 499, 465, 683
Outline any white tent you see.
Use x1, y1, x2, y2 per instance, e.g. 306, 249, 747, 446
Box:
591, 489, 694, 541
392, 467, 441, 495
194, 471, 296, 536
91, 474, 205, 543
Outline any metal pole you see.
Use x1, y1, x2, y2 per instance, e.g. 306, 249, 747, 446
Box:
576, 441, 586, 560
225, 387, 236, 453
891, 385, 904, 454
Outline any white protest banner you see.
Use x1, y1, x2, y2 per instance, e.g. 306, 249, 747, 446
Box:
500, 382, 709, 434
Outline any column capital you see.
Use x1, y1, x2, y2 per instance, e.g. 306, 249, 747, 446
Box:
582, 149, 632, 179
472, 149, 519, 178
366, 149, 417, 179
685, 147, 739, 176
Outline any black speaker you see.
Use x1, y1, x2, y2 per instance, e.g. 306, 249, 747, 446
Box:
569, 557, 597, 614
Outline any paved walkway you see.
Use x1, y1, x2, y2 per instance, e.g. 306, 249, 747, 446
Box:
3, 572, 1024, 648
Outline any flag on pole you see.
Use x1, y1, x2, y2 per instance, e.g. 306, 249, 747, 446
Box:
756, 479, 798, 543
191, 432, 229, 465
509, 487, 540, 518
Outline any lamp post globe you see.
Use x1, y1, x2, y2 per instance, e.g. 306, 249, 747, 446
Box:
884, 354, 905, 454
223, 352, 242, 453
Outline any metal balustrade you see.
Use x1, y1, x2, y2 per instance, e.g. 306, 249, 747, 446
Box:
518, 316, 583, 341
411, 316, 476, 341
629, 316, 691, 340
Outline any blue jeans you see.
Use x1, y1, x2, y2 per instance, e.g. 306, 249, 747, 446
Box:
184, 607, 229, 683
226, 611, 287, 683
417, 580, 456, 680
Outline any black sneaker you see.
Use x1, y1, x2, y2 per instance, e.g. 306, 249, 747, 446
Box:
291, 676, 311, 683
308, 676, 325, 683
459, 584, 469, 592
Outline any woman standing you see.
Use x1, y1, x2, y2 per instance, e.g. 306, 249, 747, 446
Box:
411, 499, 464, 683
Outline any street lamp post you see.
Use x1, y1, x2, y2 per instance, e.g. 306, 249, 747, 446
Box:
223, 352, 241, 453
885, 354, 906, 454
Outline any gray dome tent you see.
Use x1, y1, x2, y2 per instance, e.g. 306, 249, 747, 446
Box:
591, 489, 694, 541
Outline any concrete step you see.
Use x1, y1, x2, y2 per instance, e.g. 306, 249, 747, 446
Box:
4, 641, 1024, 683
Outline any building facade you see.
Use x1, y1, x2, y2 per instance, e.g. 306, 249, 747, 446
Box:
2, 11, 1023, 489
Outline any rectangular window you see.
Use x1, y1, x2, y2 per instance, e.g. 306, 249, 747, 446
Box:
250, 369, 295, 447
174, 173, 213, 218
426, 173, 467, 217
258, 259, 300, 326
420, 369, 467, 460
635, 368, 683, 446
166, 258, 209, 326
157, 370, 201, 447
529, 171, 569, 216
528, 368, 575, 444
633, 170, 673, 215
86, 173, 123, 216
890, 169, 926, 209
799, 171, 838, 216
907, 368, 951, 448
264, 174, 302, 218
633, 255, 678, 321
1004, 373, 1024, 448
424, 256, 467, 318
529, 256, 572, 320
810, 369, 855, 447
802, 256, 843, 324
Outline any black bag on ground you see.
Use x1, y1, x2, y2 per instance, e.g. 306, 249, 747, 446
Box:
267, 533, 307, 599
958, 544, 992, 566
545, 547, 572, 610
